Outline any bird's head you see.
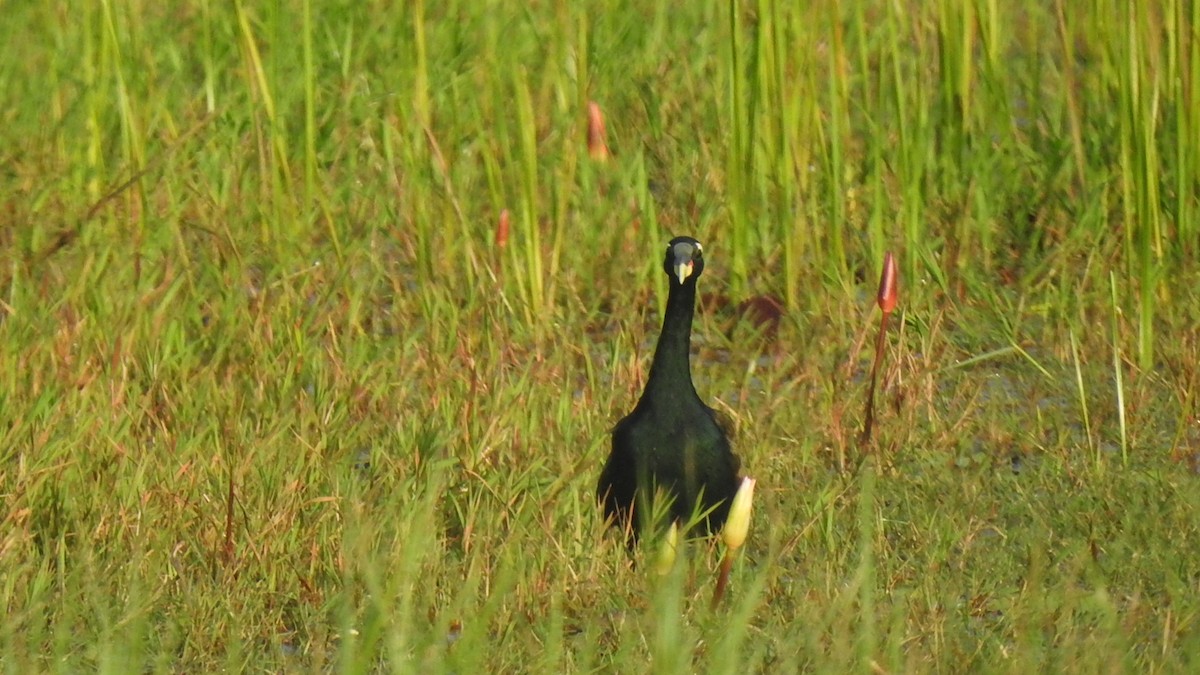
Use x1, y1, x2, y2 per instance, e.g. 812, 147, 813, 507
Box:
663, 236, 705, 286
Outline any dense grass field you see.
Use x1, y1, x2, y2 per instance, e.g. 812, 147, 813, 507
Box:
3, 1, 1200, 672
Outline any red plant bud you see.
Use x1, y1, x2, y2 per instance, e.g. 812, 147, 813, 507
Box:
587, 101, 610, 161
495, 209, 510, 248
877, 251, 898, 313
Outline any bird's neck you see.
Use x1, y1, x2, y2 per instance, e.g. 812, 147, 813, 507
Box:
644, 279, 698, 400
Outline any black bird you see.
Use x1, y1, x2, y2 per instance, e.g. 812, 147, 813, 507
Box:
597, 236, 741, 541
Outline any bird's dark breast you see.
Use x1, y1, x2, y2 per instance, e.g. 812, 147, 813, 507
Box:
604, 399, 740, 533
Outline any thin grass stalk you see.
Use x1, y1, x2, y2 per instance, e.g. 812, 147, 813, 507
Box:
1053, 0, 1088, 192
1069, 328, 1097, 465
755, 0, 785, 276
301, 0, 316, 211
782, 7, 819, 311
1172, 0, 1200, 253
850, 1, 886, 273
411, 0, 430, 131
726, 0, 749, 290
861, 311, 890, 447
886, 0, 926, 286
855, 464, 878, 666
1117, 0, 1164, 369
301, 0, 343, 262
825, 8, 848, 282
234, 0, 292, 246
100, 1, 145, 172
514, 70, 544, 325
83, 1, 105, 202
650, 539, 689, 673
1110, 272, 1129, 467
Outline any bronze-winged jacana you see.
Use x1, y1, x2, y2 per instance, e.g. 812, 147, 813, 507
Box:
597, 236, 741, 542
